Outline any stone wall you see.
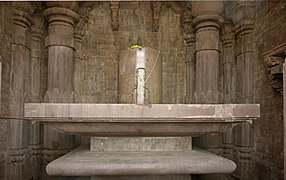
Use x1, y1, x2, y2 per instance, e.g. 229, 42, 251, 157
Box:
81, 2, 185, 104
0, 2, 13, 180
253, 1, 285, 179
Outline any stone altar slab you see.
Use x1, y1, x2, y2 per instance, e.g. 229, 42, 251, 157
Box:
24, 103, 260, 136
46, 146, 236, 176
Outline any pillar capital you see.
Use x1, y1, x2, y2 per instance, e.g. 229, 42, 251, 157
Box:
180, 10, 195, 45
225, 1, 256, 25
191, 1, 224, 17
45, 2, 78, 11
233, 19, 254, 38
192, 14, 224, 30
222, 21, 235, 47
44, 7, 79, 27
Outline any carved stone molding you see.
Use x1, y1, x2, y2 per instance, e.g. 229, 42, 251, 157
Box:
264, 56, 283, 95
225, 1, 256, 25
110, 2, 119, 31
75, 6, 91, 41
151, 2, 163, 32
6, 148, 28, 164
263, 43, 286, 96
180, 10, 195, 45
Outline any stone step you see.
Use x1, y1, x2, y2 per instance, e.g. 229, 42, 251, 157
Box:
46, 146, 236, 176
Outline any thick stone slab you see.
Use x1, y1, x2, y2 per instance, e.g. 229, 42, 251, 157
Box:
24, 103, 260, 122
46, 146, 236, 176
90, 137, 192, 151
24, 103, 259, 136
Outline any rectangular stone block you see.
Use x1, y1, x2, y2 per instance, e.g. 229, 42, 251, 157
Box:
90, 137, 192, 152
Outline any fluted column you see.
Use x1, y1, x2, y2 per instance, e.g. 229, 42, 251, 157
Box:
181, 10, 195, 104
29, 14, 44, 180
191, 1, 224, 155
7, 2, 35, 180
43, 2, 79, 179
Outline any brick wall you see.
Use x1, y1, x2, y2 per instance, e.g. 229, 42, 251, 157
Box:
82, 2, 185, 104
253, 1, 285, 179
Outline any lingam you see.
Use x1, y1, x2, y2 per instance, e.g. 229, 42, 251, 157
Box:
24, 47, 260, 179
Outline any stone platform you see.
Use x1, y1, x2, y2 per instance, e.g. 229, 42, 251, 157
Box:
46, 146, 236, 176
24, 103, 260, 136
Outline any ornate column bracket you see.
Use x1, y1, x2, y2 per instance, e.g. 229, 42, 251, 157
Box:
151, 2, 163, 32
110, 2, 119, 31
263, 43, 286, 96
180, 10, 195, 46
12, 3, 35, 50
75, 6, 90, 43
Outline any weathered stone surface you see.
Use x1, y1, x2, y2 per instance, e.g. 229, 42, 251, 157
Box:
46, 146, 237, 176
24, 103, 260, 120
24, 103, 259, 137
91, 137, 192, 152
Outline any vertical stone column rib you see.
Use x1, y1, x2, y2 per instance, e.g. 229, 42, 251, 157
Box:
7, 2, 35, 180
222, 22, 235, 157
29, 14, 44, 180
225, 1, 256, 178
181, 10, 195, 104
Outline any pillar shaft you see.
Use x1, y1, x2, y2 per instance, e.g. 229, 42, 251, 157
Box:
7, 2, 35, 180
29, 14, 44, 180
192, 11, 224, 155
44, 7, 79, 102
181, 11, 195, 104
193, 14, 223, 103
42, 4, 79, 179
222, 22, 235, 156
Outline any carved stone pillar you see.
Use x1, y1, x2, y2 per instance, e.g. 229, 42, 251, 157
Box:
226, 1, 256, 179
6, 2, 36, 180
43, 2, 79, 179
191, 1, 224, 155
44, 3, 79, 102
29, 14, 44, 180
222, 21, 235, 159
181, 10, 195, 104
192, 2, 224, 103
